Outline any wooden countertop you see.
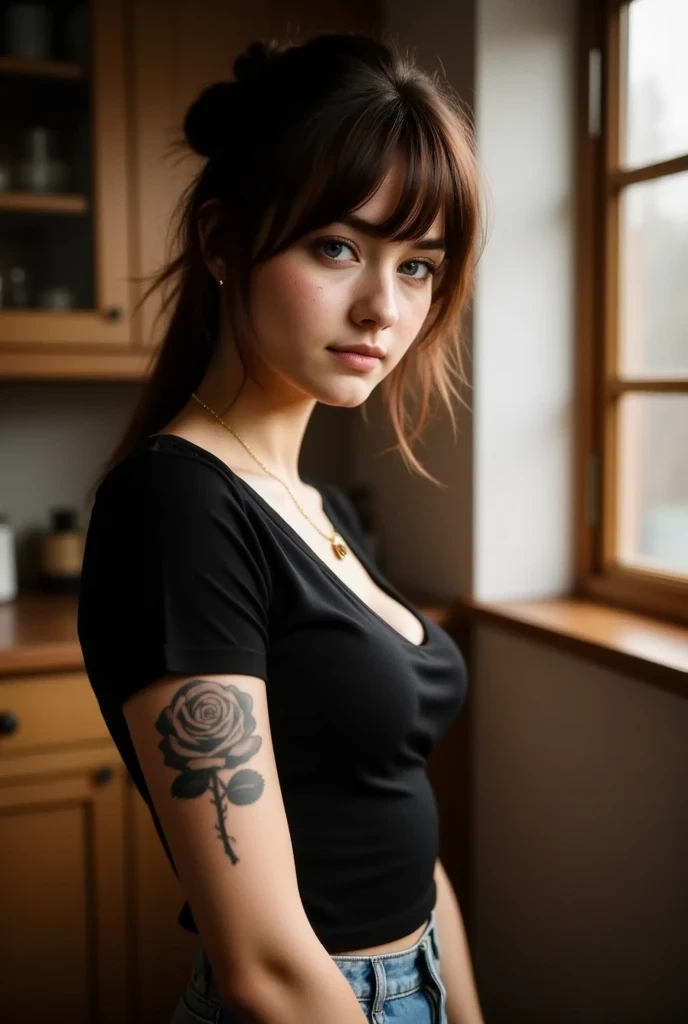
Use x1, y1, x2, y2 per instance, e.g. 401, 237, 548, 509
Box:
0, 589, 456, 678
0, 593, 84, 675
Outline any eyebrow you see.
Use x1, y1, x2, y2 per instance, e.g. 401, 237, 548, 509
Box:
338, 213, 446, 252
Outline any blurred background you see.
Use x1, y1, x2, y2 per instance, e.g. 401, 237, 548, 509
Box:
0, 1, 686, 1022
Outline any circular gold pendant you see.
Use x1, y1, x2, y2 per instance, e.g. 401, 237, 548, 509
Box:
332, 534, 348, 559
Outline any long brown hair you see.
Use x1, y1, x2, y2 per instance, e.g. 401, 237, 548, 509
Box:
94, 32, 482, 495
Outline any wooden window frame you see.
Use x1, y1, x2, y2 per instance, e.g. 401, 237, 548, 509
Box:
575, 0, 688, 627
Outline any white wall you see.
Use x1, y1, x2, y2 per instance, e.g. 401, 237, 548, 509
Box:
368, 0, 576, 602
0, 382, 142, 585
473, 0, 577, 601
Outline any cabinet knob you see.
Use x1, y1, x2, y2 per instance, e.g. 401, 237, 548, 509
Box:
94, 766, 115, 785
0, 711, 19, 736
103, 305, 124, 323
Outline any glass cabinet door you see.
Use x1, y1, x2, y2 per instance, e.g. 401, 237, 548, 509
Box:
0, 0, 130, 345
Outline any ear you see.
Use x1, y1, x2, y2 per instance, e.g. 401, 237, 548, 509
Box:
198, 198, 225, 282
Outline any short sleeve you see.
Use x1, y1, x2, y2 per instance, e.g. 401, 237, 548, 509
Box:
78, 449, 272, 706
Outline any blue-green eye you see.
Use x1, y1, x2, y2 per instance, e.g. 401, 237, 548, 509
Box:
314, 236, 438, 282
400, 259, 437, 281
317, 239, 353, 261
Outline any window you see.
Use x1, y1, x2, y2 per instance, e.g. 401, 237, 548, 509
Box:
577, 0, 688, 624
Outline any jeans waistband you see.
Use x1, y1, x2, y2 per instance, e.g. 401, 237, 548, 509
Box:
329, 910, 441, 1002
190, 908, 441, 1006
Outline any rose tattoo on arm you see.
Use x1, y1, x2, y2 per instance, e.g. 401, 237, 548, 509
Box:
155, 679, 264, 863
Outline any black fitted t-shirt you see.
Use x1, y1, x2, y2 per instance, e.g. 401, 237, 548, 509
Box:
77, 434, 468, 953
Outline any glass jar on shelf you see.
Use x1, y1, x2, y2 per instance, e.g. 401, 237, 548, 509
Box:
9, 266, 29, 306
13, 126, 70, 192
4, 3, 53, 60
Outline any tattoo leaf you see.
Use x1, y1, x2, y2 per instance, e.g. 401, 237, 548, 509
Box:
172, 769, 212, 799
225, 769, 264, 806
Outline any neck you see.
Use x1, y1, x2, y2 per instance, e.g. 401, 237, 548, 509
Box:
193, 340, 317, 489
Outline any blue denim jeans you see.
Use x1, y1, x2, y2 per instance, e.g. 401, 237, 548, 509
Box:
171, 909, 448, 1023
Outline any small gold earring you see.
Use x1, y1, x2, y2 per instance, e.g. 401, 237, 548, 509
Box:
218, 277, 224, 286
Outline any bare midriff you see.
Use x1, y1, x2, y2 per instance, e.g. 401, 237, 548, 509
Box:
334, 919, 428, 957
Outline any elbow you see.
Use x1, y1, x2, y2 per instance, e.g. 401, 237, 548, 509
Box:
215, 947, 304, 1016
218, 967, 298, 1024
213, 957, 263, 1013
218, 931, 332, 1020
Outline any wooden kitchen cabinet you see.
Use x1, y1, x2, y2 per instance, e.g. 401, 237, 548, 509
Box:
0, 669, 197, 1023
0, 0, 381, 378
129, 780, 199, 1024
0, 0, 145, 378
0, 750, 128, 1024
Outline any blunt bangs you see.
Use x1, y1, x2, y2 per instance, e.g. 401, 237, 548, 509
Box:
253, 92, 462, 269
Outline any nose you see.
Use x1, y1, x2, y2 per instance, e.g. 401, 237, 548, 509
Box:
349, 270, 399, 332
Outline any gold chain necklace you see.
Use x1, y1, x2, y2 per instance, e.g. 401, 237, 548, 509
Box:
190, 392, 349, 560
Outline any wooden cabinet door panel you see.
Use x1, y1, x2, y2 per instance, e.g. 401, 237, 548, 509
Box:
129, 781, 198, 1024
0, 758, 128, 1024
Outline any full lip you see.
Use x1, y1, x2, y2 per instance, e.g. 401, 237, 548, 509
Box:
327, 344, 386, 359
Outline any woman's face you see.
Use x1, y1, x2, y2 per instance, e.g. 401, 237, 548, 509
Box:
245, 162, 446, 408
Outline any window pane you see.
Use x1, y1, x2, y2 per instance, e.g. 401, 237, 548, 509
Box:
617, 393, 688, 576
619, 172, 688, 374
624, 0, 688, 168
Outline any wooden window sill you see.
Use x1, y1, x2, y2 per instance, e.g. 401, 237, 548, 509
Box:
454, 597, 688, 698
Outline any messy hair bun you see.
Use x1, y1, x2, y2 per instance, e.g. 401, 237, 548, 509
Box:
234, 39, 287, 84
183, 39, 288, 159
183, 81, 237, 158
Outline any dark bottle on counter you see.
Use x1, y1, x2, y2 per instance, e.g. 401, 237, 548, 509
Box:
39, 507, 84, 594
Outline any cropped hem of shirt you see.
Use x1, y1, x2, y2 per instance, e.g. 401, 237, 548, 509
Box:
325, 879, 437, 954
78, 433, 469, 954
177, 874, 437, 955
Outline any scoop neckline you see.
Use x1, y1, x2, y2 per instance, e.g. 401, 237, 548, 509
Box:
146, 433, 431, 650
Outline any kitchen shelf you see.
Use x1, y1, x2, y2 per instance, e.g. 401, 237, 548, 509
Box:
0, 56, 86, 80
0, 192, 89, 215
0, 349, 152, 379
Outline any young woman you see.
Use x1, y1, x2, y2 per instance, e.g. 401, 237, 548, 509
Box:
78, 33, 484, 1024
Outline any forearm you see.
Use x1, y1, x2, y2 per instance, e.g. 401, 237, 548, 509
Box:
224, 943, 369, 1024
433, 858, 485, 1024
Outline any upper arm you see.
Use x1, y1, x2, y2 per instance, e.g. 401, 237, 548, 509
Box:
123, 670, 314, 1002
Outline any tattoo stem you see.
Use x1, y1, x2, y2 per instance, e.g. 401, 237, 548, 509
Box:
211, 770, 239, 863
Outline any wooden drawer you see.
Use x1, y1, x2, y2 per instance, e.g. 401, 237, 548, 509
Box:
0, 672, 110, 755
